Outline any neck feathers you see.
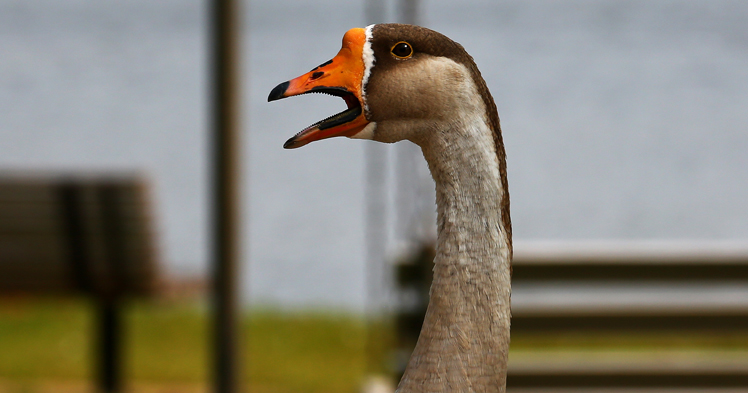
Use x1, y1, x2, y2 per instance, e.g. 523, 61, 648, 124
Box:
464, 52, 512, 254
398, 64, 511, 393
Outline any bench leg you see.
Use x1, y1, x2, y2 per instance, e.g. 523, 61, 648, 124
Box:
97, 298, 121, 393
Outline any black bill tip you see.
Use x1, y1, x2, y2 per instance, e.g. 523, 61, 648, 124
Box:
268, 81, 290, 102
283, 136, 301, 149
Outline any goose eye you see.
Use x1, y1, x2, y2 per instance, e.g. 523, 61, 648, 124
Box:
391, 42, 413, 59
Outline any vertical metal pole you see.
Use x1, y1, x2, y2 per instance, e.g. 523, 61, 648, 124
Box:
364, 4, 387, 313
365, 0, 386, 26
364, 148, 388, 299
395, 0, 428, 253
210, 0, 242, 392
363, 0, 390, 381
399, 0, 420, 26
365, 141, 388, 355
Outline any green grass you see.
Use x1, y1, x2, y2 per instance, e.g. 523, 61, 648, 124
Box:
0, 298, 90, 381
3, 298, 748, 392
0, 298, 370, 393
245, 310, 368, 393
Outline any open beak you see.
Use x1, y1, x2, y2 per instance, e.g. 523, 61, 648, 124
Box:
268, 28, 370, 149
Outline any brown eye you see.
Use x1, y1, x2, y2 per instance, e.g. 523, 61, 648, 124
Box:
391, 41, 413, 59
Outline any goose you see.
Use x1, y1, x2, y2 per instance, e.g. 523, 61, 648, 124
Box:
268, 23, 512, 393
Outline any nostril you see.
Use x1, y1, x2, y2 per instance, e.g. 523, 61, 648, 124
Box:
311, 71, 324, 80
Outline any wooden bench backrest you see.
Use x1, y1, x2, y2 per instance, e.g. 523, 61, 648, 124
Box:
0, 175, 158, 296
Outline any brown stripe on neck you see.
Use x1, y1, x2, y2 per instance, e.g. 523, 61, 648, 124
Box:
464, 60, 512, 256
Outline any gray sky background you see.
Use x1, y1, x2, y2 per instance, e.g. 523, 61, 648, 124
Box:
1, 0, 747, 310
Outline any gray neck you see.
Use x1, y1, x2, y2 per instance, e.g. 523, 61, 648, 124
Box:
397, 115, 512, 393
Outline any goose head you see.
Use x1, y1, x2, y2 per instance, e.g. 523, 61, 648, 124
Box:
268, 23, 494, 149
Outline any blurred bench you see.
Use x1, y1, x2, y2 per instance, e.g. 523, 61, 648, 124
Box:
512, 241, 748, 332
0, 173, 158, 393
395, 240, 748, 390
509, 240, 748, 389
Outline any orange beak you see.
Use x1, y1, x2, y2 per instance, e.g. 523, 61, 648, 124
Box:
268, 28, 370, 149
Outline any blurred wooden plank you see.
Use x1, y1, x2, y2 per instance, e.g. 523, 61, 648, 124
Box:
508, 372, 748, 388
0, 174, 159, 296
513, 263, 748, 281
513, 241, 748, 281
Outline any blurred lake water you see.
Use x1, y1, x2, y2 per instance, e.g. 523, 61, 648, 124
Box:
1, 0, 747, 309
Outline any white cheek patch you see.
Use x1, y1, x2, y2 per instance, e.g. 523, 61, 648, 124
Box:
350, 121, 377, 140
361, 24, 376, 113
